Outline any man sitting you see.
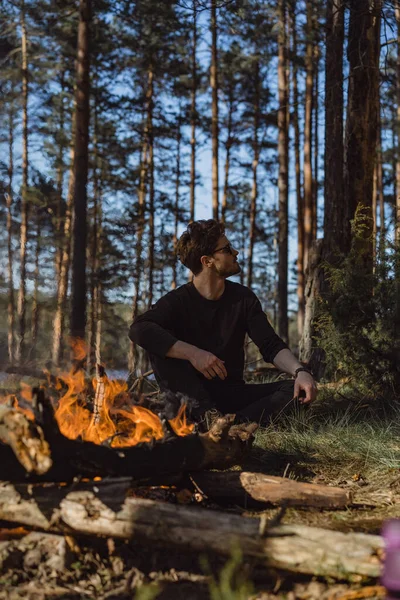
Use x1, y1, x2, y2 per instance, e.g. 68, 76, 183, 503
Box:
129, 219, 317, 424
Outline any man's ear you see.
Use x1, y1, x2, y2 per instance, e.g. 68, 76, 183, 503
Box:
200, 254, 212, 269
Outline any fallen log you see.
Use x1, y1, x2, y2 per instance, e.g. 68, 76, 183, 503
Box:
0, 405, 52, 475
0, 393, 257, 481
191, 471, 352, 509
0, 480, 382, 581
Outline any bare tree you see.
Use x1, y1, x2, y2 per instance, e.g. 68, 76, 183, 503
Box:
16, 0, 29, 364
210, 0, 219, 220
70, 0, 91, 341
277, 0, 289, 343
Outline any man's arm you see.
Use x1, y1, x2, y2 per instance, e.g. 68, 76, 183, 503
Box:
130, 297, 227, 381
273, 348, 317, 404
245, 293, 317, 403
166, 341, 227, 381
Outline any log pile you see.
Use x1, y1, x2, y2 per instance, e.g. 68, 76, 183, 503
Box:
0, 387, 384, 584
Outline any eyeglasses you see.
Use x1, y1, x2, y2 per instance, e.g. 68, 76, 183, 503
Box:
212, 242, 235, 255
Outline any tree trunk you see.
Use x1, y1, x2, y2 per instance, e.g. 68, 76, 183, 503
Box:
51, 132, 75, 367
289, 1, 305, 338
16, 1, 29, 365
128, 71, 153, 373
395, 2, 400, 344
147, 70, 155, 310
247, 60, 260, 289
30, 211, 41, 356
343, 0, 380, 265
210, 0, 219, 221
172, 114, 182, 290
277, 0, 289, 343
303, 0, 313, 272
312, 40, 319, 240
55, 67, 66, 285
70, 0, 91, 341
6, 90, 15, 365
86, 104, 100, 372
324, 0, 344, 255
221, 89, 233, 225
190, 0, 197, 223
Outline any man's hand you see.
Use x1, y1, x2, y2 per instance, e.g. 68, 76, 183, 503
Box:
189, 348, 227, 380
294, 371, 317, 404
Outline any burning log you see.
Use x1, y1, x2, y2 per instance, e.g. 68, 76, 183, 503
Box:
0, 480, 382, 581
190, 471, 352, 509
0, 405, 52, 475
0, 391, 257, 481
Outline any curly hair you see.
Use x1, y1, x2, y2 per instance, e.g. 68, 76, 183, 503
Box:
177, 219, 225, 275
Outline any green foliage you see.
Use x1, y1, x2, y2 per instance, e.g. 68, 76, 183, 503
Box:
315, 208, 400, 401
202, 548, 254, 600
134, 583, 160, 600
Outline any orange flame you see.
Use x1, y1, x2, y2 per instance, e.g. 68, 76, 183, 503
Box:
69, 337, 88, 361
169, 404, 194, 436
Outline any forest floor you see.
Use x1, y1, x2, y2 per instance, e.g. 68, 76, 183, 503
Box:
0, 374, 398, 599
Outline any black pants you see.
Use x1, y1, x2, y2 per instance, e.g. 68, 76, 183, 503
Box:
149, 354, 295, 425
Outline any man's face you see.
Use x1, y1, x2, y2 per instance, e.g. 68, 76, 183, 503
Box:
208, 235, 241, 278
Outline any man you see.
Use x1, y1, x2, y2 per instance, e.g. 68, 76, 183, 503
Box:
129, 219, 317, 424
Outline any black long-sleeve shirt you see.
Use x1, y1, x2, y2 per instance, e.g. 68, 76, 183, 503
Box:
129, 281, 288, 383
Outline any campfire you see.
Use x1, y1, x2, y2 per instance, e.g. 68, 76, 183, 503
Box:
0, 347, 384, 583
1, 341, 194, 450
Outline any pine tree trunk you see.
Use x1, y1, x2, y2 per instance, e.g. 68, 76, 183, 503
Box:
303, 0, 313, 271
210, 0, 219, 221
128, 71, 153, 373
247, 61, 260, 289
70, 0, 91, 341
395, 1, 400, 343
277, 0, 289, 343
172, 115, 181, 290
324, 0, 344, 254
16, 1, 29, 365
55, 68, 66, 284
312, 41, 319, 241
344, 0, 380, 267
221, 90, 233, 225
31, 211, 41, 356
289, 1, 305, 337
86, 104, 100, 372
6, 92, 15, 365
147, 70, 155, 310
52, 128, 75, 367
190, 0, 197, 223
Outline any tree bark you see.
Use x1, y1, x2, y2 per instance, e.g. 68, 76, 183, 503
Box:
324, 0, 344, 255
289, 2, 305, 338
191, 471, 352, 509
312, 40, 319, 241
30, 210, 41, 356
52, 131, 75, 367
70, 0, 91, 341
221, 88, 233, 225
343, 0, 380, 265
247, 59, 260, 290
0, 482, 382, 581
55, 67, 66, 285
303, 0, 313, 272
172, 113, 182, 290
6, 89, 15, 365
210, 0, 219, 221
147, 69, 155, 310
190, 0, 197, 223
16, 0, 29, 365
277, 0, 289, 343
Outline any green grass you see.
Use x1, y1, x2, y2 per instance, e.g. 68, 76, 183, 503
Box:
254, 402, 400, 481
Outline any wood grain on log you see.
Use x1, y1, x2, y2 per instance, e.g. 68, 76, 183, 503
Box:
0, 391, 257, 481
191, 471, 352, 509
0, 481, 382, 581
0, 406, 52, 475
